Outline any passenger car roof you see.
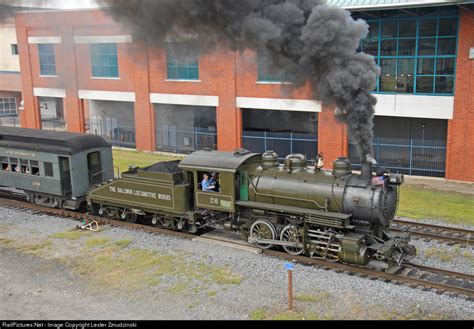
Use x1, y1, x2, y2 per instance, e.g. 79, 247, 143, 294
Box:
0, 127, 110, 155
179, 149, 261, 173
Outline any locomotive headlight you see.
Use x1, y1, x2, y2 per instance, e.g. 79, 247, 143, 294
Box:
388, 173, 404, 186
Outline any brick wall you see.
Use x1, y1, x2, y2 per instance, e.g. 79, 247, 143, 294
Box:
446, 9, 474, 182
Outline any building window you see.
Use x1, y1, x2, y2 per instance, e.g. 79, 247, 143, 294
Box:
11, 44, 18, 55
359, 8, 458, 95
0, 97, 17, 116
257, 53, 288, 83
38, 44, 56, 76
90, 43, 119, 78
166, 43, 199, 80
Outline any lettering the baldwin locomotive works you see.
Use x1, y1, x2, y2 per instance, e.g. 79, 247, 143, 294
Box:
109, 186, 171, 201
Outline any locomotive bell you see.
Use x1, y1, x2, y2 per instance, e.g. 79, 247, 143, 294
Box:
333, 157, 351, 176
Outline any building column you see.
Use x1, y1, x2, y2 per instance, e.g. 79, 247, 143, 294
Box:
15, 26, 41, 129
61, 27, 84, 132
216, 48, 241, 151
446, 9, 474, 182
131, 40, 154, 152
317, 106, 348, 169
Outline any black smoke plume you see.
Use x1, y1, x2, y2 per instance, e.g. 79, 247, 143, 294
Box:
98, 0, 379, 159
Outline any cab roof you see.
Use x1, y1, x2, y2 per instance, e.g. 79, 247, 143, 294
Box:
179, 149, 261, 173
0, 127, 110, 155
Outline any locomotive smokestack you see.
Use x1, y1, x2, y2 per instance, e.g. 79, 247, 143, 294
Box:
361, 154, 376, 178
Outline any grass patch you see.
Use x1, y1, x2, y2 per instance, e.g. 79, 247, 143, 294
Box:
0, 237, 14, 245
114, 239, 132, 249
424, 246, 473, 264
51, 230, 90, 240
250, 309, 321, 320
167, 282, 188, 295
16, 239, 52, 255
84, 237, 110, 250
380, 307, 448, 320
70, 246, 243, 293
398, 185, 474, 225
295, 291, 331, 303
113, 149, 183, 173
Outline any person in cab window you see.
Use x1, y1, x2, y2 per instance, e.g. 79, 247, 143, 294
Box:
209, 172, 220, 192
201, 173, 216, 192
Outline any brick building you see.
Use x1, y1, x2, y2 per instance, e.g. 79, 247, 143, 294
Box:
4, 1, 474, 181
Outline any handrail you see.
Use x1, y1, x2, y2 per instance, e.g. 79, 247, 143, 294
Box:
89, 166, 120, 185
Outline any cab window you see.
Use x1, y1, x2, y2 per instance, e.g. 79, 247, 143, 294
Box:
198, 171, 221, 192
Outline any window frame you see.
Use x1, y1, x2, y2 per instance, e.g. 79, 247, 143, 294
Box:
90, 43, 119, 78
38, 43, 57, 76
0, 97, 17, 116
359, 11, 458, 96
166, 42, 200, 81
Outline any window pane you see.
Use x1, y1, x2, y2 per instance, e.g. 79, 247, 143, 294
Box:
382, 21, 397, 38
362, 39, 378, 56
38, 44, 56, 75
398, 20, 416, 37
44, 162, 54, 177
90, 43, 119, 77
437, 38, 456, 55
398, 39, 416, 56
418, 38, 436, 55
438, 18, 457, 36
380, 58, 396, 92
435, 76, 454, 93
416, 76, 434, 93
436, 57, 455, 75
419, 19, 437, 37
166, 42, 199, 80
167, 67, 177, 80
397, 58, 414, 93
380, 39, 397, 56
177, 67, 188, 79
417, 58, 435, 75
367, 21, 379, 39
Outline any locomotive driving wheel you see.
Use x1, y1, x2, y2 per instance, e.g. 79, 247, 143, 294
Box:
280, 224, 305, 255
249, 219, 276, 249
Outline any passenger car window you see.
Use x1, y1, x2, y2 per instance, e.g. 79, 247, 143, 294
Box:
10, 158, 19, 173
1, 157, 9, 171
44, 162, 54, 177
30, 160, 40, 176
20, 159, 30, 174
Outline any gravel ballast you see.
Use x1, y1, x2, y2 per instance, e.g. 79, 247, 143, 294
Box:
0, 206, 472, 320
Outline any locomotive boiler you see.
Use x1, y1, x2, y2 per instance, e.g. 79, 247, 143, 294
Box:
88, 149, 416, 273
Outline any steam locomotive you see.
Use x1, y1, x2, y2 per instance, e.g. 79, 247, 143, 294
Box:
0, 127, 416, 273
88, 149, 416, 273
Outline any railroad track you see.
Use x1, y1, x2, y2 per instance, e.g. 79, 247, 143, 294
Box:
392, 219, 473, 245
0, 196, 472, 301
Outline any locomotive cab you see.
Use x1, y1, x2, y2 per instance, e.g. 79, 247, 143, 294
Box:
178, 149, 261, 213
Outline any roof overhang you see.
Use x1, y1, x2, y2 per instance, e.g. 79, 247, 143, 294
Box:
330, 0, 474, 11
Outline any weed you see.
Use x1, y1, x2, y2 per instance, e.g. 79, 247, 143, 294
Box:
51, 230, 89, 240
